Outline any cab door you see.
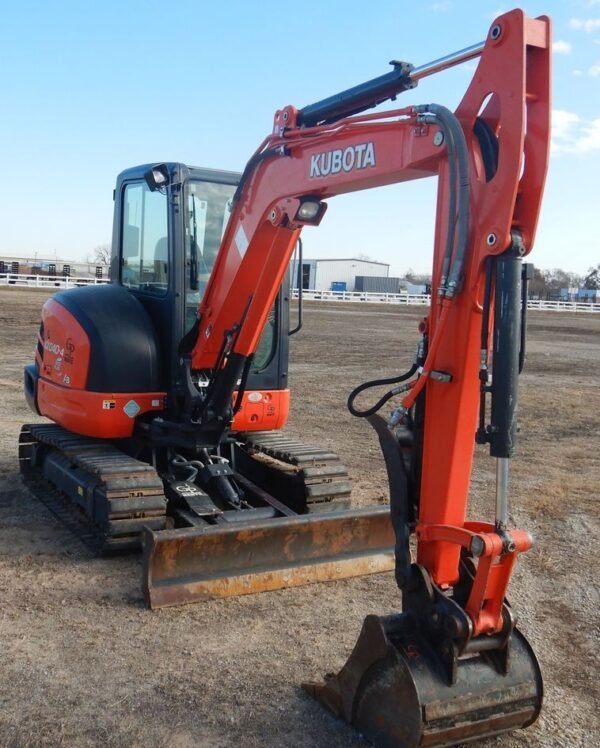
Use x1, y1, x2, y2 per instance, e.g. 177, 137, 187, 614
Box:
114, 174, 175, 391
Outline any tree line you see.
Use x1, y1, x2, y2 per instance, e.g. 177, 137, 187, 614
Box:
529, 265, 599, 296
405, 264, 599, 297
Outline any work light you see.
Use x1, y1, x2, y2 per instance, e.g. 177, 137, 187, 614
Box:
144, 164, 170, 192
294, 198, 326, 224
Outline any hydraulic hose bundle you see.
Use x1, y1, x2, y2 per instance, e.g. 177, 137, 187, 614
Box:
414, 104, 471, 298
348, 104, 469, 421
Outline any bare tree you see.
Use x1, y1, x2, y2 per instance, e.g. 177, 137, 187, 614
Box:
524, 266, 582, 298
92, 243, 111, 265
542, 268, 582, 297
528, 267, 548, 298
404, 267, 431, 285
583, 264, 600, 290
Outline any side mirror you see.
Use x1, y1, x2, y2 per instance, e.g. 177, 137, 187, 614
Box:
144, 164, 170, 192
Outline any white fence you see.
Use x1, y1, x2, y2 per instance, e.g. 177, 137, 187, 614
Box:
293, 289, 431, 305
525, 298, 600, 313
293, 289, 600, 313
1, 275, 598, 312
0, 273, 110, 289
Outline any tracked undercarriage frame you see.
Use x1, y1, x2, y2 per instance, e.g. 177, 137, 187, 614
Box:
19, 424, 168, 553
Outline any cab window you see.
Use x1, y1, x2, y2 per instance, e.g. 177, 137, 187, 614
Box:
121, 182, 168, 294
184, 180, 234, 330
184, 179, 277, 371
254, 306, 277, 370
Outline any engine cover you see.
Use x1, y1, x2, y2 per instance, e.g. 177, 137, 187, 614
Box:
29, 284, 165, 438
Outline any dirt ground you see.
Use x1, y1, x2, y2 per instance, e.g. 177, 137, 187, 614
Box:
0, 287, 598, 747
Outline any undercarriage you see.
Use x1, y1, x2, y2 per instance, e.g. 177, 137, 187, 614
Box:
19, 423, 395, 608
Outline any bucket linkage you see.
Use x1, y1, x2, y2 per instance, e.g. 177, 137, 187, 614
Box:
304, 415, 543, 747
304, 563, 542, 747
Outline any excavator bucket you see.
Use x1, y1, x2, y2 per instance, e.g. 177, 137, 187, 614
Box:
142, 506, 395, 608
304, 613, 543, 748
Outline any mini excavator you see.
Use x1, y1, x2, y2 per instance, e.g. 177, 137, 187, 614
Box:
21, 9, 550, 746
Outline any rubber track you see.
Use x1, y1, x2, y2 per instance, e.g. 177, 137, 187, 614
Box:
19, 424, 167, 555
239, 431, 352, 512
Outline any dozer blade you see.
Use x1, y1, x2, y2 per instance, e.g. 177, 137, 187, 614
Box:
143, 506, 395, 609
304, 614, 543, 748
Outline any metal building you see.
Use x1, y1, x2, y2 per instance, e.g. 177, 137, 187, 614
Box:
355, 275, 400, 294
290, 258, 390, 292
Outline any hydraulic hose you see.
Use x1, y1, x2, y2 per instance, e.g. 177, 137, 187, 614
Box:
232, 146, 287, 205
414, 104, 470, 297
435, 117, 457, 293
348, 364, 418, 418
349, 107, 469, 419
401, 301, 450, 411
232, 353, 255, 416
171, 454, 205, 482
392, 107, 469, 412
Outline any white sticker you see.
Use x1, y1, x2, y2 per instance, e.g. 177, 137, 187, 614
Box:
44, 339, 64, 356
151, 399, 160, 407
102, 400, 116, 410
248, 392, 262, 403
123, 400, 140, 418
234, 224, 249, 258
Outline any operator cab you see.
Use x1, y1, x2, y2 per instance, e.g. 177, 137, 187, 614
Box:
111, 163, 289, 400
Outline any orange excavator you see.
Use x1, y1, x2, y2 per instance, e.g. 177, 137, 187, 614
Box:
21, 8, 550, 745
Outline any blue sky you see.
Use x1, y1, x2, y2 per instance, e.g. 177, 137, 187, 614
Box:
0, 0, 598, 276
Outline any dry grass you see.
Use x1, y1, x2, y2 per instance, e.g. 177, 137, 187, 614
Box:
0, 290, 599, 747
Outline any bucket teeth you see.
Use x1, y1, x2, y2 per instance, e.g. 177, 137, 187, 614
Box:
304, 614, 543, 748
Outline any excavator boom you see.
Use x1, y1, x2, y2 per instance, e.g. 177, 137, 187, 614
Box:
159, 7, 550, 604
147, 8, 550, 746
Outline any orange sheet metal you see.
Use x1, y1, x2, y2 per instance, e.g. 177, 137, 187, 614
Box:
143, 506, 394, 609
